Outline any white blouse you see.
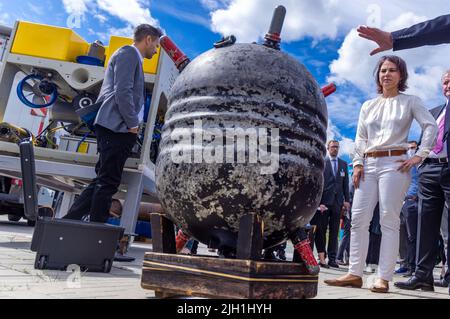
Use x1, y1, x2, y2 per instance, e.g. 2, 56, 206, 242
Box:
353, 94, 438, 167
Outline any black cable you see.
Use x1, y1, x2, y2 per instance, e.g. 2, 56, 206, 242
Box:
35, 120, 55, 139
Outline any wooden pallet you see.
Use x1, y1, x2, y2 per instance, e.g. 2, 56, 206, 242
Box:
141, 213, 318, 299
142, 252, 318, 299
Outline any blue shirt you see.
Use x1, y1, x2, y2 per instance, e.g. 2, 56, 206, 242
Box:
406, 165, 418, 197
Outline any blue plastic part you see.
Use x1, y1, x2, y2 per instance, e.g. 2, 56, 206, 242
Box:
143, 94, 152, 123
17, 74, 58, 108
76, 55, 104, 67
75, 102, 102, 131
80, 111, 98, 130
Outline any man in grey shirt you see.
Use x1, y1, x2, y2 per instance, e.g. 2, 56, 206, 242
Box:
64, 24, 162, 223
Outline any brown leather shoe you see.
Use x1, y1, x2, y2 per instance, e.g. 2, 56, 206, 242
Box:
370, 280, 389, 293
324, 276, 363, 288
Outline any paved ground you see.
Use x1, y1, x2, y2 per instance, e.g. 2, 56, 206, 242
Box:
317, 262, 449, 299
0, 215, 448, 299
0, 215, 156, 299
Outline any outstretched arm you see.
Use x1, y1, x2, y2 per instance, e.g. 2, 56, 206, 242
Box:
357, 14, 450, 55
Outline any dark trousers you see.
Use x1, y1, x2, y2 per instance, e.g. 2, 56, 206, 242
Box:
64, 125, 136, 223
399, 211, 408, 268
366, 204, 382, 265
366, 232, 382, 265
310, 204, 341, 262
416, 162, 450, 283
438, 235, 447, 268
337, 214, 351, 261
402, 198, 418, 270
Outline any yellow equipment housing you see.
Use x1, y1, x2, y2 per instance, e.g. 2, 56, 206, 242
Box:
10, 21, 160, 74
105, 36, 160, 74
11, 21, 89, 63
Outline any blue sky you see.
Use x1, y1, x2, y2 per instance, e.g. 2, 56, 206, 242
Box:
1, 0, 449, 164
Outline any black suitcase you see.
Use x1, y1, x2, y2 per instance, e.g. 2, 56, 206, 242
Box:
19, 137, 125, 273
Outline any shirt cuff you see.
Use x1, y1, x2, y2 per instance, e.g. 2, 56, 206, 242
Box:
415, 149, 430, 160
353, 159, 364, 167
125, 117, 140, 130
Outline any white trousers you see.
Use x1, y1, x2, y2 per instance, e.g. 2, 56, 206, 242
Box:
349, 155, 411, 281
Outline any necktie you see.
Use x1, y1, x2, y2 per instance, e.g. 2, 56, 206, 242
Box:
444, 101, 450, 165
332, 159, 337, 177
433, 111, 445, 154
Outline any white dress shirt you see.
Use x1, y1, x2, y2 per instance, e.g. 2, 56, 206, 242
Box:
353, 94, 438, 167
131, 45, 145, 127
132, 44, 144, 63
428, 99, 449, 159
330, 156, 338, 176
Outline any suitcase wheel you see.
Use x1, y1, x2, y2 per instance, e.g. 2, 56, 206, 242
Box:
8, 215, 22, 222
103, 259, 112, 273
36, 255, 47, 270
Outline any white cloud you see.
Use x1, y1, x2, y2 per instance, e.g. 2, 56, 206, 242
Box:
61, 0, 158, 26
62, 0, 93, 16
339, 137, 356, 160
27, 3, 45, 16
327, 120, 355, 159
208, 0, 342, 43
0, 13, 9, 25
96, 0, 158, 27
0, 3, 10, 25
107, 25, 135, 38
326, 91, 363, 128
91, 25, 134, 43
200, 0, 231, 10
153, 2, 210, 29
94, 14, 108, 23
59, 0, 160, 44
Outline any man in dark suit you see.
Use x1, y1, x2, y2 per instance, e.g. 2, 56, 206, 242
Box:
357, 14, 450, 55
311, 140, 350, 268
397, 141, 420, 278
395, 70, 450, 295
64, 24, 162, 223
337, 181, 354, 265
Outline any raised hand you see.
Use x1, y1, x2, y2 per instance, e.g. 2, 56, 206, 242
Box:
357, 25, 394, 56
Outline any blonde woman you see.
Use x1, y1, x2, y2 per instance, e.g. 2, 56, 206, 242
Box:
325, 55, 438, 293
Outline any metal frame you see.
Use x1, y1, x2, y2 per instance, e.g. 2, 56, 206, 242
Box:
0, 21, 179, 234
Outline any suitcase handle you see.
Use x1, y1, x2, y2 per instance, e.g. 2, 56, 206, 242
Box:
18, 131, 38, 221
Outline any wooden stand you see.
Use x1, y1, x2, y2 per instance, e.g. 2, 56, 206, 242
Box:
141, 213, 318, 299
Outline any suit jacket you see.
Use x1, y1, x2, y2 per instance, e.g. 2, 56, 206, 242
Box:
430, 104, 446, 120
95, 45, 144, 133
392, 14, 450, 51
418, 104, 445, 146
320, 157, 350, 208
